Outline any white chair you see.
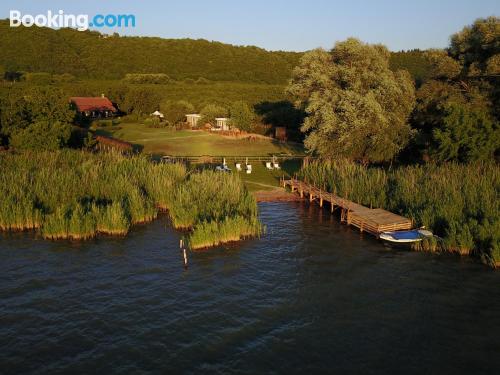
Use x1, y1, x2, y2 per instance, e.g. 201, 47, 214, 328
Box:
246, 164, 252, 174
273, 162, 280, 169
236, 163, 242, 171
266, 162, 273, 170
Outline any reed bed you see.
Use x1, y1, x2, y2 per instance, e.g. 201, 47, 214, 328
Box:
299, 160, 500, 267
168, 171, 262, 248
0, 150, 261, 247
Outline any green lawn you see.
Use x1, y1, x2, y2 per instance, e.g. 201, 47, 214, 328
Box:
96, 123, 304, 157
96, 123, 304, 191
238, 159, 302, 191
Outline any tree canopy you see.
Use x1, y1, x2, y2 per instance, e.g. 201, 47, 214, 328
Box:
410, 17, 499, 163
287, 38, 415, 164
0, 86, 74, 149
229, 101, 255, 131
449, 16, 500, 76
0, 20, 300, 84
0, 20, 433, 85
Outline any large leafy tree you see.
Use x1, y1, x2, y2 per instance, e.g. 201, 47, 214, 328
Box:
449, 16, 500, 76
229, 101, 254, 131
287, 38, 415, 164
0, 86, 74, 150
410, 17, 499, 162
160, 100, 195, 126
121, 87, 162, 115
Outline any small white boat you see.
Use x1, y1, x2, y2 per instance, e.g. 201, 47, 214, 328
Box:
379, 229, 433, 243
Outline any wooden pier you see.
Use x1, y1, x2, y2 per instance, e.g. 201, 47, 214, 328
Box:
282, 178, 412, 237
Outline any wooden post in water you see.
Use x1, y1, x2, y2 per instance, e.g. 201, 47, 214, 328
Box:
183, 248, 188, 269
179, 239, 183, 249
319, 190, 323, 208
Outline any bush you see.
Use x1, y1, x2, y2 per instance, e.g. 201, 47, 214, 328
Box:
10, 121, 71, 151
123, 73, 171, 84
160, 100, 195, 126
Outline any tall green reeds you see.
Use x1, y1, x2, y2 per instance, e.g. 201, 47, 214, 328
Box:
0, 150, 261, 248
168, 171, 262, 248
299, 160, 500, 267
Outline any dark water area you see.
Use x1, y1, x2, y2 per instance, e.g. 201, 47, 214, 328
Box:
1, 202, 499, 374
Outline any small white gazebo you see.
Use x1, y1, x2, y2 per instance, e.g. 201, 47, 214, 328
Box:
186, 114, 201, 127
151, 110, 164, 119
215, 117, 229, 131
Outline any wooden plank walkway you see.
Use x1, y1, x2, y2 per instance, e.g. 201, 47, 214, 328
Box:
281, 178, 412, 237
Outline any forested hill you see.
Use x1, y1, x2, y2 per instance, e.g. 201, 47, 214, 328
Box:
0, 20, 301, 84
0, 20, 430, 84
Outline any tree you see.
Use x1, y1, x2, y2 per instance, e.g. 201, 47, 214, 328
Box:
229, 101, 254, 131
121, 87, 162, 115
424, 50, 461, 80
412, 80, 498, 162
160, 100, 194, 125
432, 102, 498, 162
287, 38, 415, 164
408, 18, 500, 162
10, 121, 71, 150
449, 17, 500, 76
199, 104, 228, 126
0, 86, 74, 149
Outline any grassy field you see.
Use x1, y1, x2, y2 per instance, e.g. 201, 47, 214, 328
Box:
236, 159, 302, 192
96, 124, 304, 157
95, 123, 304, 191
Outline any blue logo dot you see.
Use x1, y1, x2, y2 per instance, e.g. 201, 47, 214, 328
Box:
89, 22, 93, 27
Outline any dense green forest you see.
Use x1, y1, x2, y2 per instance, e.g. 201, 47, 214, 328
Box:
0, 19, 430, 84
0, 20, 300, 84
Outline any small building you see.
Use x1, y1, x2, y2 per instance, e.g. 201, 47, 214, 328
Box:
186, 114, 201, 127
70, 96, 117, 118
215, 117, 230, 131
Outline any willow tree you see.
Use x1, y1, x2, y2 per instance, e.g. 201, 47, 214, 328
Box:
287, 38, 415, 164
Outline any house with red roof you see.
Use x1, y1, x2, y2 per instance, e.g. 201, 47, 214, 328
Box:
70, 95, 117, 119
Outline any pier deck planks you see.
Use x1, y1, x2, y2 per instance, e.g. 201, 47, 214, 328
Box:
283, 178, 412, 236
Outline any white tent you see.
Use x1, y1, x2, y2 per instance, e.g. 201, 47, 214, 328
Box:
151, 110, 164, 118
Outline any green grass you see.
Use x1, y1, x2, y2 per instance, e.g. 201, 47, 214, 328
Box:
237, 159, 302, 192
0, 150, 261, 248
299, 160, 500, 267
95, 124, 304, 157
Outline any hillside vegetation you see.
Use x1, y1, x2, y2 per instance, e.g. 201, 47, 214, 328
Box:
0, 20, 300, 84
0, 20, 430, 84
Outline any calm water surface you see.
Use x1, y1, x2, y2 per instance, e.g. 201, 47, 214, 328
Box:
1, 202, 499, 374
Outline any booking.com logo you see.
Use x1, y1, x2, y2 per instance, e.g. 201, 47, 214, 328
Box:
9, 10, 135, 31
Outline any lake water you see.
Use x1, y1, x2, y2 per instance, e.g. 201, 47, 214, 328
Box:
1, 202, 499, 374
